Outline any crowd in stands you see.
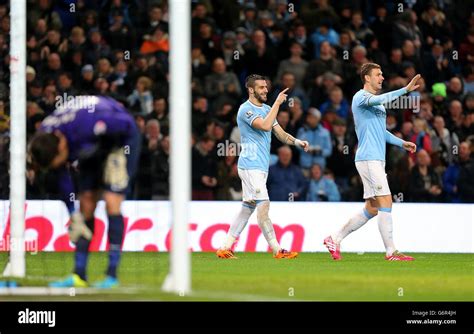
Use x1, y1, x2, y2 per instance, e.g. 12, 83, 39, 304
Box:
0, 0, 473, 203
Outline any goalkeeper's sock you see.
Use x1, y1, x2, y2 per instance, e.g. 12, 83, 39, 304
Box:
377, 208, 396, 256
333, 208, 374, 244
74, 218, 95, 281
106, 215, 124, 278
223, 203, 255, 249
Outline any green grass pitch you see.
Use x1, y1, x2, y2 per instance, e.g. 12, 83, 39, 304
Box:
0, 252, 472, 301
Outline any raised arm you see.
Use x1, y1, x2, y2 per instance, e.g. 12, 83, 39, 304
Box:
252, 88, 288, 131
366, 87, 407, 106
366, 74, 421, 106
273, 124, 309, 151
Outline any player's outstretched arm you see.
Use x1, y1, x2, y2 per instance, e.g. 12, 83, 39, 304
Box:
252, 88, 288, 131
366, 74, 421, 107
272, 124, 309, 151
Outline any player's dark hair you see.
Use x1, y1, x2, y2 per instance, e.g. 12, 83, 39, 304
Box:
29, 132, 59, 168
245, 74, 266, 90
360, 63, 381, 83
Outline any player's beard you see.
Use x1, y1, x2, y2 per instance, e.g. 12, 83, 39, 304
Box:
254, 91, 267, 103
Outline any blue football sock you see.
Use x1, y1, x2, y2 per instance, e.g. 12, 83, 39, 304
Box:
73, 218, 94, 281
106, 215, 124, 278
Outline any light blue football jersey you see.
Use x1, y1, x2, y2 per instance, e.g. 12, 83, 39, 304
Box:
237, 100, 277, 172
352, 88, 407, 161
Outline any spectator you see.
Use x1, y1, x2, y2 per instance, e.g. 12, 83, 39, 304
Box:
423, 40, 455, 88
457, 140, 474, 203
350, 11, 373, 43
215, 151, 241, 201
239, 3, 258, 33
106, 7, 135, 51
267, 146, 307, 201
306, 163, 340, 202
272, 72, 309, 111
141, 5, 168, 37
135, 119, 162, 199
78, 64, 95, 94
386, 48, 404, 77
27, 80, 43, 104
194, 19, 220, 62
288, 96, 305, 135
365, 34, 388, 69
40, 52, 62, 84
408, 149, 443, 202
445, 99, 465, 138
150, 135, 170, 200
140, 24, 169, 55
409, 118, 432, 161
310, 22, 339, 59
271, 110, 291, 155
127, 76, 153, 114
84, 28, 111, 65
57, 72, 77, 96
296, 108, 332, 173
392, 10, 422, 50
219, 31, 244, 73
192, 95, 210, 137
443, 141, 471, 202
26, 66, 36, 84
431, 115, 459, 168
459, 28, 474, 65
276, 40, 308, 90
204, 57, 241, 109
419, 3, 449, 49
109, 59, 131, 98
458, 109, 474, 142
304, 41, 343, 92
244, 29, 278, 80
370, 5, 392, 54
387, 155, 412, 202
319, 86, 350, 119
431, 82, 449, 116
146, 97, 169, 135
192, 135, 217, 200
447, 76, 465, 102
191, 44, 210, 80
326, 117, 355, 192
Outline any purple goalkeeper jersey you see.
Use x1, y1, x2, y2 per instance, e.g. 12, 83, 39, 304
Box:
40, 95, 137, 161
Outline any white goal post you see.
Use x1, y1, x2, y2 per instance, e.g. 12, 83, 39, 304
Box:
3, 0, 27, 278
161, 0, 191, 295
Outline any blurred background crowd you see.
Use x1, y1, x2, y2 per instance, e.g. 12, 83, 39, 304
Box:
0, 0, 472, 203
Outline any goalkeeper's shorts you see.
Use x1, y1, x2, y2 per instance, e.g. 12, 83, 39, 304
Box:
78, 133, 140, 195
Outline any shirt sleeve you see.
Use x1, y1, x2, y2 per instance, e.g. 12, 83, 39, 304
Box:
240, 107, 260, 126
363, 87, 408, 106
385, 130, 404, 147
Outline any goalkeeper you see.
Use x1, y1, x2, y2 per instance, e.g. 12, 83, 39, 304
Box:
29, 95, 140, 288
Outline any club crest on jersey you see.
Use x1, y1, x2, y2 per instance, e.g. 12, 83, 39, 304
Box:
246, 110, 253, 118
93, 120, 107, 135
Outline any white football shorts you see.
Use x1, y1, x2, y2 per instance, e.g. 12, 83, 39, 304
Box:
355, 160, 391, 199
238, 168, 269, 202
